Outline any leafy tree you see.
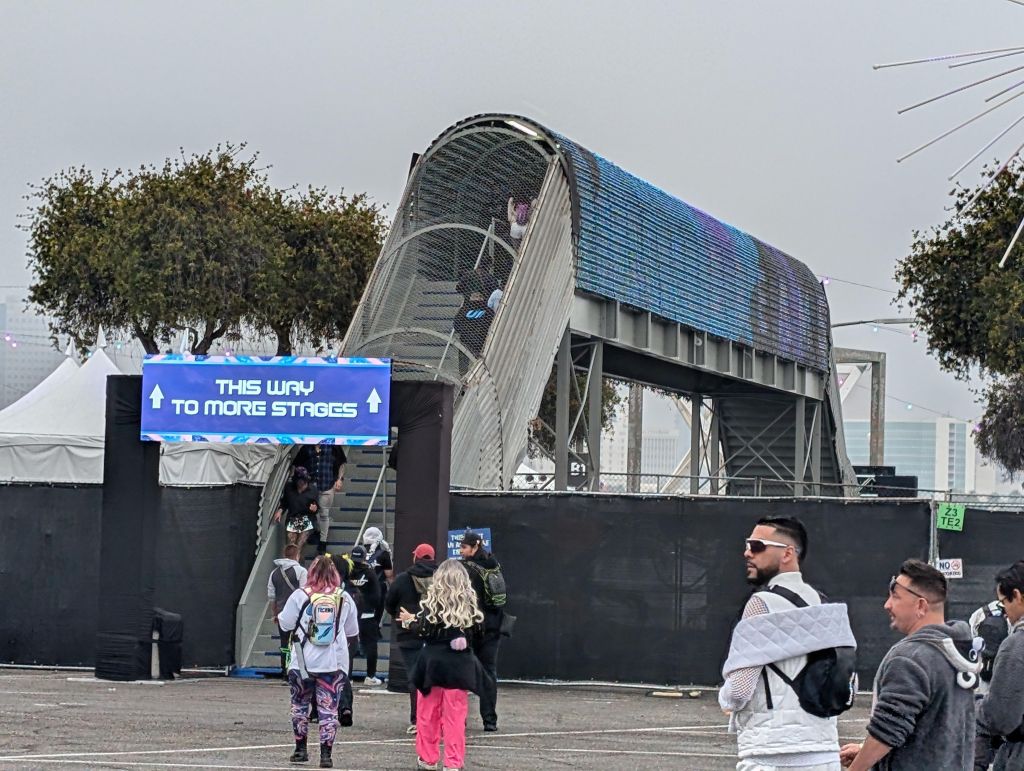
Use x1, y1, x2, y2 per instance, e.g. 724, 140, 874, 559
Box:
25, 145, 386, 356
249, 187, 387, 355
26, 145, 278, 353
895, 160, 1024, 472
975, 375, 1024, 475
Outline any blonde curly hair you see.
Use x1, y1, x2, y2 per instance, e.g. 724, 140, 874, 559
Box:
421, 558, 484, 630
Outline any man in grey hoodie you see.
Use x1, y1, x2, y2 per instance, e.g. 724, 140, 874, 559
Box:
268, 544, 308, 674
842, 559, 981, 771
974, 560, 1024, 771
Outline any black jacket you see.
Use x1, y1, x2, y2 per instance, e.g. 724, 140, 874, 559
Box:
347, 562, 381, 616
279, 482, 319, 523
385, 560, 437, 648
462, 552, 504, 635
408, 615, 486, 695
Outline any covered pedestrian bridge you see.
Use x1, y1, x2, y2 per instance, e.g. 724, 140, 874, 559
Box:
342, 113, 855, 496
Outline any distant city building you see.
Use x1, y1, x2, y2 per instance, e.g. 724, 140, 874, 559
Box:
0, 295, 66, 409
844, 417, 1003, 497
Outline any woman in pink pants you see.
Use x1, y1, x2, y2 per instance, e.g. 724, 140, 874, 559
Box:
399, 559, 486, 771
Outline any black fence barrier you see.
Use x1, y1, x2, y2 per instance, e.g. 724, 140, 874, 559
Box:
0, 482, 259, 669
155, 486, 261, 667
0, 485, 104, 666
938, 508, 1024, 624
450, 493, 931, 685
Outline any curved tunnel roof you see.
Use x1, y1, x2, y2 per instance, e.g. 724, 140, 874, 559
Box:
426, 114, 832, 373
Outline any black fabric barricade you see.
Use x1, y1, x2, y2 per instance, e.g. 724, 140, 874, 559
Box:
937, 507, 1024, 625
0, 485, 103, 665
450, 493, 930, 686
388, 382, 454, 573
153, 485, 260, 668
95, 375, 162, 681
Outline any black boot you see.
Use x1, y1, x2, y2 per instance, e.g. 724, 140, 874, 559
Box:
319, 743, 333, 768
289, 738, 308, 763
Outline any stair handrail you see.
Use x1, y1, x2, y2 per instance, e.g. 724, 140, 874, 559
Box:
234, 445, 299, 669
353, 453, 390, 548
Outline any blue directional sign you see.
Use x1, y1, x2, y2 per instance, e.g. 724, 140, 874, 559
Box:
140, 355, 391, 445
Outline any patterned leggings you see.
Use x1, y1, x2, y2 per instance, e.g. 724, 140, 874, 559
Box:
288, 669, 344, 747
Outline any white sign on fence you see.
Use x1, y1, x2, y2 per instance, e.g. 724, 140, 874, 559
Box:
936, 557, 964, 579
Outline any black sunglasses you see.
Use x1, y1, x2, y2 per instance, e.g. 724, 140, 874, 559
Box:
889, 576, 929, 601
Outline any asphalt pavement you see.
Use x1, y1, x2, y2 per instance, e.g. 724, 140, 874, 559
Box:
0, 671, 872, 770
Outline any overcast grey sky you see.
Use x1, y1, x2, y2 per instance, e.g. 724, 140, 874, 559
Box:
2, 0, 1018, 421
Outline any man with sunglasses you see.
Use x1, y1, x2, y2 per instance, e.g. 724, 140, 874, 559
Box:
719, 516, 856, 771
840, 559, 980, 771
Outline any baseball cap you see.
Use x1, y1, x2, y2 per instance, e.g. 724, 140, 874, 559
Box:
350, 545, 367, 562
412, 543, 435, 560
460, 531, 482, 548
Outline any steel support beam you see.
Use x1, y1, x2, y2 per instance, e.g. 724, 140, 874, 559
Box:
587, 341, 604, 491
690, 395, 703, 494
626, 383, 643, 492
709, 406, 720, 495
555, 328, 571, 490
794, 396, 806, 497
810, 402, 822, 496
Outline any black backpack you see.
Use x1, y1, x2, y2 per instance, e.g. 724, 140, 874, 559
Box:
761, 585, 858, 719
977, 604, 1010, 683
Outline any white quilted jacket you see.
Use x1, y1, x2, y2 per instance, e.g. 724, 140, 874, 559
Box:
720, 572, 856, 759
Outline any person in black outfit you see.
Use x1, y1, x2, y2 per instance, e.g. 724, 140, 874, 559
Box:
272, 466, 319, 548
348, 546, 383, 683
384, 543, 438, 734
453, 291, 495, 376
295, 445, 347, 555
459, 531, 505, 732
328, 552, 356, 728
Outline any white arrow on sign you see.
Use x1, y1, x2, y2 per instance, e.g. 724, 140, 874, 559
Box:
367, 388, 382, 414
149, 384, 164, 409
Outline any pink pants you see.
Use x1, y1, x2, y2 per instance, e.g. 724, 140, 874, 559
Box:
415, 687, 468, 769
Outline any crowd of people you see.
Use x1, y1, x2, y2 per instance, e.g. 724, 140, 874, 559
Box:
269, 460, 510, 771
270, 451, 1024, 771
721, 515, 1024, 771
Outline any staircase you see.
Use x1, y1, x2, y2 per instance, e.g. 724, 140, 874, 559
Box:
237, 446, 397, 676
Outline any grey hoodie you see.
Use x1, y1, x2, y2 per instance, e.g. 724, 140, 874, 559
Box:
868, 621, 979, 771
975, 619, 1024, 771
267, 558, 307, 612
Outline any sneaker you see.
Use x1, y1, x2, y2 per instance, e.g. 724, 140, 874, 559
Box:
416, 759, 438, 770
406, 723, 418, 735
443, 767, 463, 771
483, 722, 497, 732
364, 676, 383, 686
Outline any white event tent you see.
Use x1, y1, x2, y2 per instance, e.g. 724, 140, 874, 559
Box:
0, 348, 279, 486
